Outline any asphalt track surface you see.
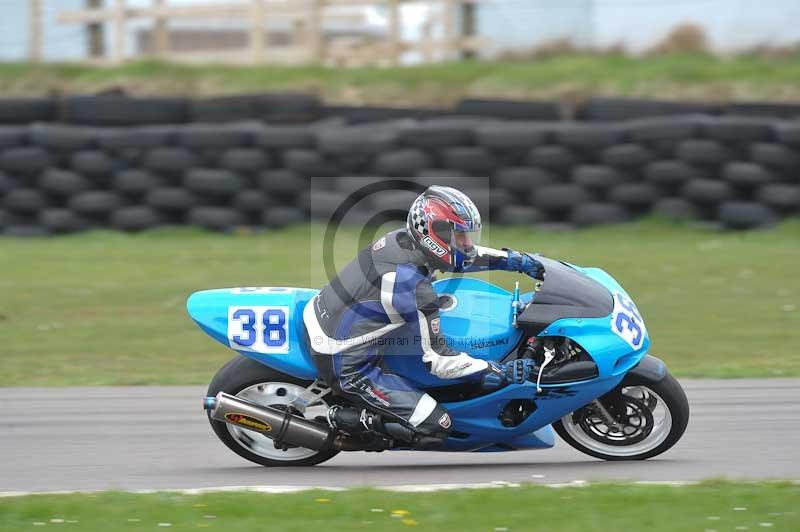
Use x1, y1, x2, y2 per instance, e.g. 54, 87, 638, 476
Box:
1, 379, 798, 493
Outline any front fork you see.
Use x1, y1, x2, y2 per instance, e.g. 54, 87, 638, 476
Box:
577, 358, 664, 427
590, 396, 625, 430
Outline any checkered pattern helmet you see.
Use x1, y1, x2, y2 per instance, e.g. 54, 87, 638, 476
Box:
406, 186, 482, 272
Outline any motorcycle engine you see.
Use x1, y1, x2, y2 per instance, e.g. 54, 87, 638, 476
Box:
519, 336, 589, 366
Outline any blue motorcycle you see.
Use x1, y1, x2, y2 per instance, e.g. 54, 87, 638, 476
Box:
189, 256, 689, 466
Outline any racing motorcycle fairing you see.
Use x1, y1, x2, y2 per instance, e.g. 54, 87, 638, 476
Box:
187, 286, 319, 380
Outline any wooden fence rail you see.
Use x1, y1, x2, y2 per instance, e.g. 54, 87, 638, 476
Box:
51, 0, 485, 66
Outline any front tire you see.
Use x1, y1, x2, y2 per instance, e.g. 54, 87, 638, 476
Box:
206, 355, 340, 467
553, 371, 689, 461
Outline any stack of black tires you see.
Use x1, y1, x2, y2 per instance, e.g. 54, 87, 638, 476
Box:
1, 97, 799, 235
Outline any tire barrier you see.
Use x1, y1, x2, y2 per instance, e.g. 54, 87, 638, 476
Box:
191, 93, 322, 124
454, 99, 561, 121
3, 93, 800, 127
61, 95, 189, 127
0, 99, 56, 124
0, 115, 798, 235
577, 97, 719, 121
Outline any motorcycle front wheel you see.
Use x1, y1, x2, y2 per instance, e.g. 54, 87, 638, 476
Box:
553, 371, 689, 461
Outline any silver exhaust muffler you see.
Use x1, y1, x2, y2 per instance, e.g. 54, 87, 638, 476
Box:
204, 392, 334, 451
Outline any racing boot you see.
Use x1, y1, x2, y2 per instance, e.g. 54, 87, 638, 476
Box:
327, 406, 450, 450
327, 405, 383, 433
327, 406, 392, 451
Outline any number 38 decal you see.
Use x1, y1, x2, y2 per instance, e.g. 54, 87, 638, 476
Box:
610, 293, 647, 350
227, 306, 290, 354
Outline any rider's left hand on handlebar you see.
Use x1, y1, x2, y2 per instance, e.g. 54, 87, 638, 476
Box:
505, 358, 536, 384
480, 359, 536, 390
504, 249, 546, 283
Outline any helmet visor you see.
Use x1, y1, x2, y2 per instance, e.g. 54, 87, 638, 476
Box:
450, 226, 481, 257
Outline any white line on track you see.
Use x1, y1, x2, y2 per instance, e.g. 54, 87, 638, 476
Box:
6, 480, 800, 498
2, 480, 798, 498
0, 480, 699, 498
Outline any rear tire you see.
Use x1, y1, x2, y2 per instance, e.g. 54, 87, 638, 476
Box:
553, 372, 689, 461
207, 355, 339, 467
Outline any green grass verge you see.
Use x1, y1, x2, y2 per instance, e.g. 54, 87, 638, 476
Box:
0, 482, 798, 532
0, 219, 797, 386
3, 53, 800, 104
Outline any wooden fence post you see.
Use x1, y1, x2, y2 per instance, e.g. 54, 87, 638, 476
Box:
461, 1, 476, 59
29, 0, 43, 62
308, 0, 323, 63
86, 0, 105, 58
153, 0, 169, 57
442, 0, 455, 61
421, 16, 433, 63
250, 0, 266, 63
112, 0, 127, 64
387, 0, 401, 65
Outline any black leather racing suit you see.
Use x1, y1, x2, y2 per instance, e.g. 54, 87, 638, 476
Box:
303, 228, 514, 437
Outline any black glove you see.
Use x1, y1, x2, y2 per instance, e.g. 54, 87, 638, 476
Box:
505, 249, 546, 284
480, 359, 536, 390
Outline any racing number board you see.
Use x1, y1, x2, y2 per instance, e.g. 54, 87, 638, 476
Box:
610, 292, 647, 350
228, 306, 291, 354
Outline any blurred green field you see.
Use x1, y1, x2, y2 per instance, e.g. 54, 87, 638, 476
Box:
0, 482, 797, 532
3, 53, 800, 104
0, 220, 797, 386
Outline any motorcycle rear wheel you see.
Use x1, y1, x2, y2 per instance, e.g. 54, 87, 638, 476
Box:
206, 355, 340, 467
553, 371, 689, 461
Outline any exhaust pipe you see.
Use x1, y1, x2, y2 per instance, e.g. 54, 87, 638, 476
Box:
204, 392, 334, 451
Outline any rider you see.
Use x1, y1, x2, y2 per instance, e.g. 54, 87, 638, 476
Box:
303, 185, 545, 448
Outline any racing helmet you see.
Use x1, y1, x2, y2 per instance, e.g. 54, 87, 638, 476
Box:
406, 186, 482, 272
